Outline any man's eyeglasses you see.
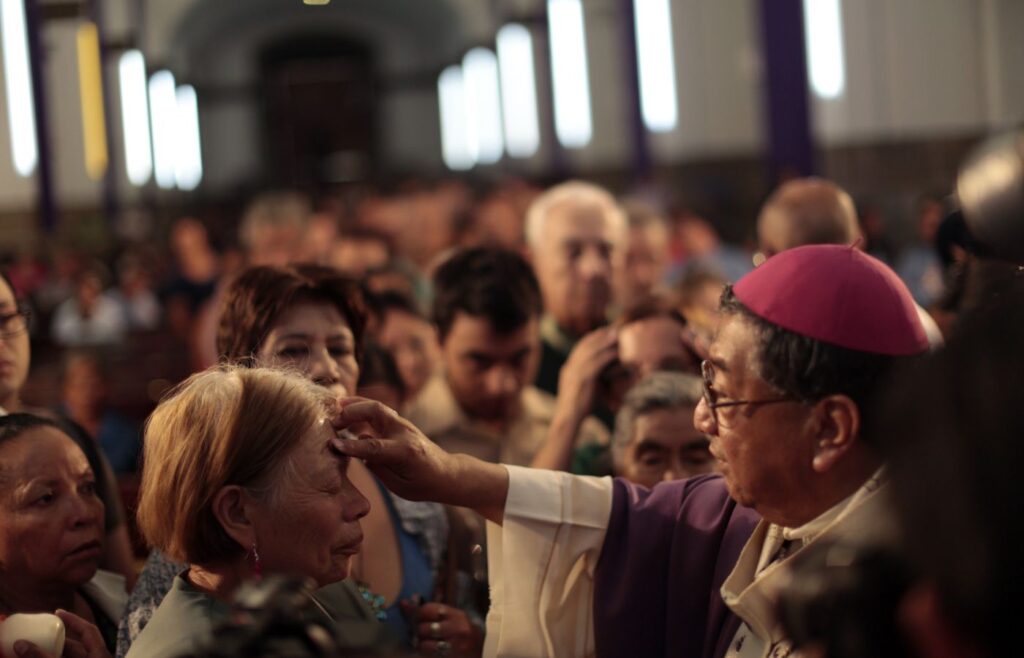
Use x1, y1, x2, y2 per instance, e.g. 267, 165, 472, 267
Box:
0, 306, 32, 338
700, 360, 796, 429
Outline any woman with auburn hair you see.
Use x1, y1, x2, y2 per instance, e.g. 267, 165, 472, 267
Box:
127, 365, 391, 658
120, 264, 480, 658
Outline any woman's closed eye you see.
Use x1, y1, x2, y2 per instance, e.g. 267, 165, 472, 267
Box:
327, 344, 353, 358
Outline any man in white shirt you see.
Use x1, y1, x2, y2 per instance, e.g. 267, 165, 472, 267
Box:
334, 244, 928, 658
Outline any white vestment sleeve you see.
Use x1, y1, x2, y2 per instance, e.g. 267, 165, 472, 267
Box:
483, 466, 614, 658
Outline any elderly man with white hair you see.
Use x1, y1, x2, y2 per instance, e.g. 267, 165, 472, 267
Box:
525, 181, 628, 397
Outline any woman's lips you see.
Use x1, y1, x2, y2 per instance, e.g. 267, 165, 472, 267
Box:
66, 540, 102, 560
333, 535, 363, 556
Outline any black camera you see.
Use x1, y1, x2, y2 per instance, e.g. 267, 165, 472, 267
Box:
777, 541, 916, 658
182, 576, 349, 658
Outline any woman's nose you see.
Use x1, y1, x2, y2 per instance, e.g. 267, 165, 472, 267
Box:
308, 346, 341, 380
344, 484, 371, 522
69, 494, 100, 528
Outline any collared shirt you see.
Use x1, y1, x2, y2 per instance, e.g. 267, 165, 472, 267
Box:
539, 314, 578, 357
721, 470, 893, 658
483, 467, 894, 658
403, 375, 608, 466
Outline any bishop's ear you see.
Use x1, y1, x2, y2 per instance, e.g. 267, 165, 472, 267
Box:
810, 395, 860, 473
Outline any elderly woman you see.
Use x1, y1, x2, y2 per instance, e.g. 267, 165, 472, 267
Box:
611, 371, 715, 488
0, 414, 127, 655
0, 271, 135, 587
121, 265, 478, 658
126, 366, 394, 658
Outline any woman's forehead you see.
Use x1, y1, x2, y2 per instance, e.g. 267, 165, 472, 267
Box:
0, 427, 90, 480
273, 301, 351, 332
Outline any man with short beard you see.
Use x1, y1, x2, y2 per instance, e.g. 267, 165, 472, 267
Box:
404, 247, 606, 466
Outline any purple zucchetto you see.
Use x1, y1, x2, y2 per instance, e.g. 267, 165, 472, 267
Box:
733, 244, 929, 356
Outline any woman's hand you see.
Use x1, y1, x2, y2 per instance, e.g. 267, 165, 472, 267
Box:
56, 611, 111, 658
404, 602, 483, 658
331, 398, 509, 523
0, 610, 110, 658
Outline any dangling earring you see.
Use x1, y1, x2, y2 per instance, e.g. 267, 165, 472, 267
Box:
250, 541, 263, 579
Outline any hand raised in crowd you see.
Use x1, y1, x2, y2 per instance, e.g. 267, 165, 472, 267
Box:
401, 601, 483, 658
555, 326, 618, 422
331, 398, 509, 524
531, 326, 617, 472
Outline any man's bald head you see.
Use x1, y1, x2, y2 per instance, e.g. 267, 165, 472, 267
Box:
757, 178, 862, 256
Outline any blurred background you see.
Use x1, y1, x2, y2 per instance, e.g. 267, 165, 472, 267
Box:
0, 0, 1020, 485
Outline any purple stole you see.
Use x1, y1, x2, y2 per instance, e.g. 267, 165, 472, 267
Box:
593, 475, 760, 658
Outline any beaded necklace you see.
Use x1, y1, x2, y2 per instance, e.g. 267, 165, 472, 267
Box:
355, 581, 389, 622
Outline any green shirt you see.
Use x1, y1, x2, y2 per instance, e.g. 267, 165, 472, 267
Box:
125, 574, 397, 658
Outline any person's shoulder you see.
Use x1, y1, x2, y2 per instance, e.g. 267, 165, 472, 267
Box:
403, 375, 460, 434
126, 576, 219, 658
314, 581, 403, 651
521, 385, 556, 417
609, 475, 761, 544
615, 475, 752, 519
80, 569, 128, 622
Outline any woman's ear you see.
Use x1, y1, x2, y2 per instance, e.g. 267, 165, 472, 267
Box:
210, 485, 255, 550
810, 395, 861, 473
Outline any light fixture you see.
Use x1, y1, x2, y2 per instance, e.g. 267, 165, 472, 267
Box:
76, 21, 108, 180
462, 48, 504, 165
802, 0, 846, 99
547, 0, 592, 148
496, 23, 540, 158
148, 69, 177, 189
175, 84, 202, 191
633, 0, 678, 132
1, 0, 38, 176
118, 50, 152, 186
437, 66, 473, 171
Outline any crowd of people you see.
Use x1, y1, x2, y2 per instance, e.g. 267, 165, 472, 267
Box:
0, 130, 1020, 658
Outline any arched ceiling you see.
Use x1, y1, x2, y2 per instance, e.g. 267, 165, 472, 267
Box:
146, 0, 501, 73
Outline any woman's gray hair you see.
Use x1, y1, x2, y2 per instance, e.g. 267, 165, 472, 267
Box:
611, 371, 704, 472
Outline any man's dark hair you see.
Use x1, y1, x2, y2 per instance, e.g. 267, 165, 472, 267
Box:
719, 285, 910, 424
432, 247, 542, 340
